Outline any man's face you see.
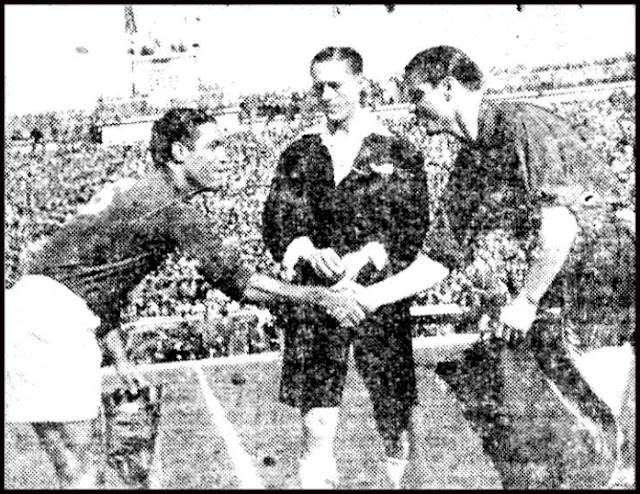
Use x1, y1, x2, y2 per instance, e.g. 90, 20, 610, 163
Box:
405, 75, 453, 135
179, 122, 231, 191
311, 60, 362, 123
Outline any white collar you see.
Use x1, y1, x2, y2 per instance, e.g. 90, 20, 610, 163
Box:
301, 109, 392, 140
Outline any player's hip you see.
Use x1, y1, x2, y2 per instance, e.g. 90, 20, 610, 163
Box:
6, 274, 101, 337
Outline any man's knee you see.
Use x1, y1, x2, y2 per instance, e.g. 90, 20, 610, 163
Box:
34, 421, 96, 485
383, 429, 410, 459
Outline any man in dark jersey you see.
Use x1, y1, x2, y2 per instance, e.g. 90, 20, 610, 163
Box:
346, 46, 634, 488
5, 108, 365, 488
262, 47, 430, 489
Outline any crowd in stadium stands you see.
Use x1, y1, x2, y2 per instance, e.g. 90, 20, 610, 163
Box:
6, 55, 634, 146
236, 55, 636, 120
235, 78, 397, 125
5, 89, 635, 361
486, 54, 635, 94
91, 97, 164, 125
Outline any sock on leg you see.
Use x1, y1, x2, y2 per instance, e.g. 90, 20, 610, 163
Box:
299, 450, 337, 489
385, 456, 408, 489
300, 408, 339, 489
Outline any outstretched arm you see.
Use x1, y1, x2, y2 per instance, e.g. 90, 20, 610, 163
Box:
101, 328, 148, 393
518, 206, 578, 304
242, 273, 365, 327
499, 206, 578, 335
171, 203, 365, 327
347, 254, 450, 313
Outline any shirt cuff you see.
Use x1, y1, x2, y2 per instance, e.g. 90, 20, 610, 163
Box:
360, 241, 388, 271
282, 236, 315, 269
223, 263, 255, 302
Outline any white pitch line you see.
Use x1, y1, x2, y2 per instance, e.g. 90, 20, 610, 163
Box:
102, 333, 482, 379
193, 364, 264, 490
147, 425, 164, 489
101, 351, 280, 377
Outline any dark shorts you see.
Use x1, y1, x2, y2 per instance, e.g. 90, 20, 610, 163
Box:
278, 302, 418, 441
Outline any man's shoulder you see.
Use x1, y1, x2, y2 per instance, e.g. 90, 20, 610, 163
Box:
276, 134, 324, 175
511, 102, 603, 160
482, 100, 591, 152
276, 131, 319, 156
385, 133, 421, 156
76, 177, 138, 217
364, 133, 424, 171
507, 101, 579, 136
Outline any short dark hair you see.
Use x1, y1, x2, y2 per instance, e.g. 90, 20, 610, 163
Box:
404, 46, 483, 91
311, 46, 363, 75
149, 108, 216, 167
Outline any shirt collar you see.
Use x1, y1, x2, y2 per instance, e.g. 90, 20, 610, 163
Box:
301, 109, 392, 140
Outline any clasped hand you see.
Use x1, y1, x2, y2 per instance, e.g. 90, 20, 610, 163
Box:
283, 238, 387, 283
313, 284, 368, 328
283, 239, 386, 327
479, 296, 538, 344
115, 359, 150, 395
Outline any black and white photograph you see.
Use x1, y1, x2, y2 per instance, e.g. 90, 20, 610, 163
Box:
4, 4, 636, 489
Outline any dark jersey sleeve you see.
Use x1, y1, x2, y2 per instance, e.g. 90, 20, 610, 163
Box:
169, 203, 254, 301
420, 208, 466, 271
513, 104, 623, 219
419, 148, 475, 272
262, 139, 317, 262
513, 105, 635, 323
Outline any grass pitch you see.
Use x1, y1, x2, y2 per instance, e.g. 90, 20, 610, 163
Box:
5, 342, 619, 489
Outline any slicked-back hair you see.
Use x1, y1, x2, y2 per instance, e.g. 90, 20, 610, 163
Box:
149, 108, 216, 168
311, 46, 364, 75
404, 46, 483, 91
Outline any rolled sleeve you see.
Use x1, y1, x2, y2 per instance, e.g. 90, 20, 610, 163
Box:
170, 204, 255, 302
515, 106, 622, 221
209, 238, 255, 301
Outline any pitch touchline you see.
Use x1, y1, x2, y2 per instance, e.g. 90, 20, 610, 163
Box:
193, 364, 264, 489
101, 334, 482, 377
101, 351, 281, 376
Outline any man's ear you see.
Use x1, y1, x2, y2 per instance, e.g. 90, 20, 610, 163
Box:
165, 161, 188, 191
171, 141, 188, 163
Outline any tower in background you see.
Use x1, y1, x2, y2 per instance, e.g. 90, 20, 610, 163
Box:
124, 5, 201, 107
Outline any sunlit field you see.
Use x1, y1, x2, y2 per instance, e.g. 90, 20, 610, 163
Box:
5, 342, 619, 489
4, 92, 634, 489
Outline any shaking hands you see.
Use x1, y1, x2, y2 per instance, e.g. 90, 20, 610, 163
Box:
282, 237, 388, 327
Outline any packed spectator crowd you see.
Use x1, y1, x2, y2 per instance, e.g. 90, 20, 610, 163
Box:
7, 54, 634, 150
486, 54, 635, 94
5, 90, 635, 361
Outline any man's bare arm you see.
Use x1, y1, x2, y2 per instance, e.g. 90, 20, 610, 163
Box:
102, 328, 148, 392
500, 206, 579, 333
242, 273, 365, 327
351, 254, 450, 313
518, 206, 578, 304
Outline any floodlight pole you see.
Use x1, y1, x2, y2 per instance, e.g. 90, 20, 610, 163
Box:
125, 5, 138, 97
